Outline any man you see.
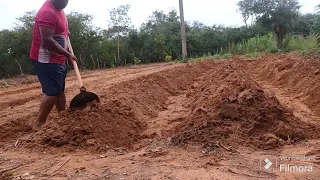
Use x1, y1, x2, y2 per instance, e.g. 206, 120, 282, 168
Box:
30, 0, 78, 130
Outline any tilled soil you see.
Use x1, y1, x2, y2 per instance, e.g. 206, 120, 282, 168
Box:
0, 55, 319, 179
169, 58, 320, 150
251, 53, 320, 116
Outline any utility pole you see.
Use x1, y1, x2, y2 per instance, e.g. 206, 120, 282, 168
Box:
179, 0, 187, 61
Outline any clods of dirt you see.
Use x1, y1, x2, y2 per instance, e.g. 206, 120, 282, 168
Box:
219, 104, 239, 120
22, 100, 145, 152
169, 59, 319, 149
251, 53, 320, 116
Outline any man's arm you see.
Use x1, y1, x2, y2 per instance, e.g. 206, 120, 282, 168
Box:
37, 11, 77, 62
40, 27, 77, 62
40, 26, 70, 57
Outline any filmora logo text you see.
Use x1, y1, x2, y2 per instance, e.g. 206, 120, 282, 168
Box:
279, 164, 313, 173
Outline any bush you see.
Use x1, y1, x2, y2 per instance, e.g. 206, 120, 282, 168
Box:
286, 34, 319, 52
212, 54, 222, 60
134, 57, 142, 65
165, 55, 172, 62
222, 32, 319, 56
222, 53, 233, 59
222, 33, 276, 55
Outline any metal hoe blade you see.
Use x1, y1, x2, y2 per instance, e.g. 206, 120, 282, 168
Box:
70, 86, 99, 109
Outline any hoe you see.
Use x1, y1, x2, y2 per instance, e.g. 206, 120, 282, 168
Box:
67, 38, 99, 109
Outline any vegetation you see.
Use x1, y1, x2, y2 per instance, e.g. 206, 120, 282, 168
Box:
238, 0, 301, 48
220, 32, 319, 56
0, 2, 319, 78
218, 2, 320, 58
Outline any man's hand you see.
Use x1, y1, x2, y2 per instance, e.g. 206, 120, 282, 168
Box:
67, 53, 78, 62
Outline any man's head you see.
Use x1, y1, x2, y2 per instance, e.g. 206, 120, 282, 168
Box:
50, 0, 69, 10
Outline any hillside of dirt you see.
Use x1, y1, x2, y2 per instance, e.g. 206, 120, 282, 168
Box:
251, 54, 320, 116
1, 54, 319, 179
169, 57, 320, 150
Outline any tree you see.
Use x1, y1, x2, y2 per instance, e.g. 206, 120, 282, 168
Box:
313, 5, 320, 32
138, 9, 181, 61
291, 13, 317, 36
312, 4, 320, 45
67, 12, 103, 69
237, 0, 254, 27
108, 5, 132, 64
238, 0, 301, 48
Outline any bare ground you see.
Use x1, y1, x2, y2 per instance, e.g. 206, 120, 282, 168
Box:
0, 55, 319, 180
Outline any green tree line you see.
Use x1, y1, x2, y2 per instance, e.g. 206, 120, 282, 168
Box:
0, 1, 319, 78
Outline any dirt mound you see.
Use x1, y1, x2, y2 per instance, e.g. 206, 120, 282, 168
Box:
302, 51, 320, 61
8, 61, 214, 151
21, 100, 144, 152
104, 61, 215, 119
170, 58, 319, 149
250, 54, 320, 116
0, 114, 34, 143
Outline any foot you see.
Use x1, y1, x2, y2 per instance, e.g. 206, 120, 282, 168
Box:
32, 121, 44, 131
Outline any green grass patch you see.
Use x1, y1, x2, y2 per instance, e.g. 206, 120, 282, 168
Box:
185, 53, 233, 63
222, 32, 319, 56
175, 32, 318, 64
223, 32, 277, 55
285, 34, 319, 53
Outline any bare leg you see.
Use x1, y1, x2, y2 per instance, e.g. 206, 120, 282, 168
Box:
55, 92, 66, 112
33, 95, 57, 131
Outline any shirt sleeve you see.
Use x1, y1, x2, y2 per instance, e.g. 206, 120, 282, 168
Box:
37, 11, 57, 30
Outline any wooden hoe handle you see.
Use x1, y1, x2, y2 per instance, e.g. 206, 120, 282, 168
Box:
67, 38, 84, 88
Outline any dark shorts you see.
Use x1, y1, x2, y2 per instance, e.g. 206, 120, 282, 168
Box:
32, 60, 67, 96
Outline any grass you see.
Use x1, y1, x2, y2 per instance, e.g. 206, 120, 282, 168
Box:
186, 53, 232, 63
224, 33, 277, 55
286, 34, 319, 54
181, 32, 319, 63
225, 32, 319, 55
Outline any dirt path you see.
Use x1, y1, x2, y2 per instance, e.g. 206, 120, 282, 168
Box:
140, 93, 190, 139
1, 55, 320, 179
255, 81, 320, 126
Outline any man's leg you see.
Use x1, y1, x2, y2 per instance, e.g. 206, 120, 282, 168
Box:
55, 64, 67, 112
33, 95, 57, 131
31, 61, 65, 130
55, 92, 66, 112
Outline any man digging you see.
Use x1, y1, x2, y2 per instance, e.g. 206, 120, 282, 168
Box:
30, 0, 77, 131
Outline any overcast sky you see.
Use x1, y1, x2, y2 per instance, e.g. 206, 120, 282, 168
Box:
0, 0, 319, 30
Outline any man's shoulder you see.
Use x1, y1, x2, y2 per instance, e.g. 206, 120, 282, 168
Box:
36, 1, 56, 17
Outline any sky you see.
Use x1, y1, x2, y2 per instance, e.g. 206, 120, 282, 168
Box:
0, 0, 319, 30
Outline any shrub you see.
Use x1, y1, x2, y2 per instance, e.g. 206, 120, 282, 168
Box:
165, 56, 172, 62
134, 57, 141, 65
